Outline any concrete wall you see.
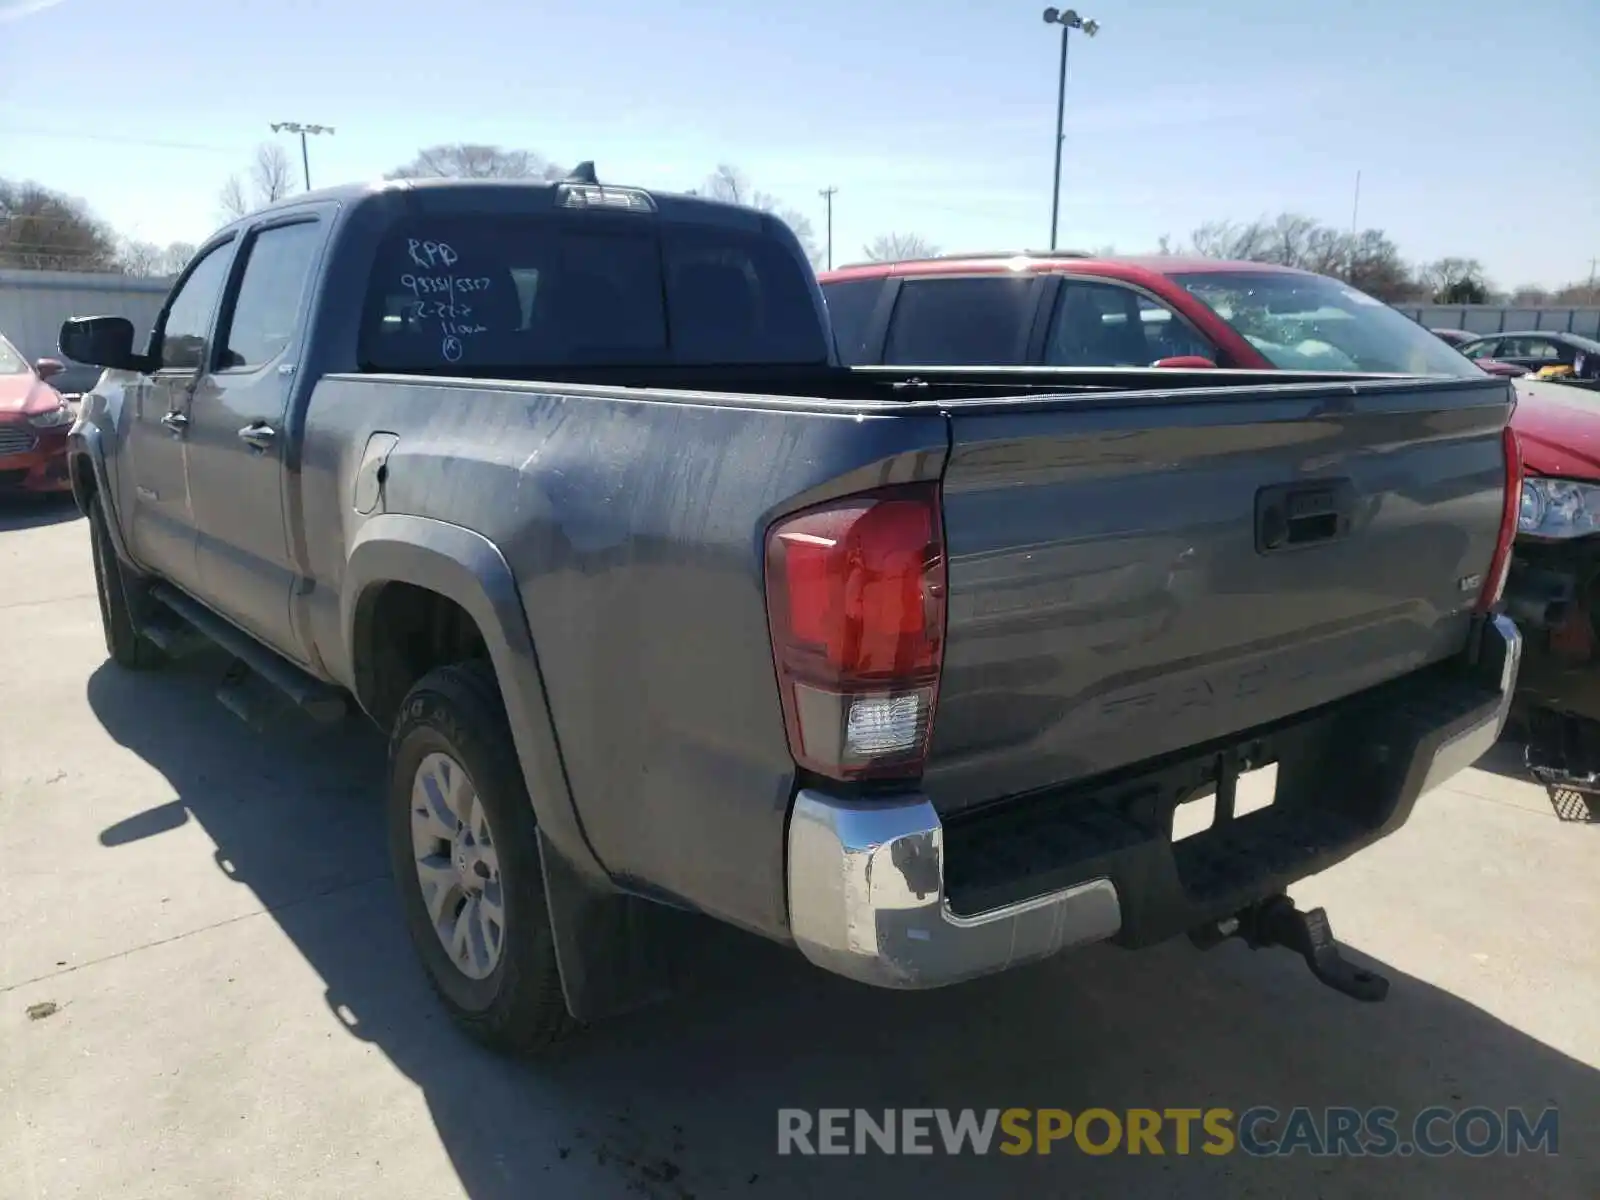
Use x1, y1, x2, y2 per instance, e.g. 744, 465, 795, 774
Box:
0, 269, 171, 393
1399, 305, 1600, 339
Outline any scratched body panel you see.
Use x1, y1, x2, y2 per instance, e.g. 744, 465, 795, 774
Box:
295, 372, 947, 935
922, 384, 1509, 814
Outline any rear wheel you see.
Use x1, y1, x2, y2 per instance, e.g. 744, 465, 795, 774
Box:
87, 495, 165, 670
387, 661, 574, 1055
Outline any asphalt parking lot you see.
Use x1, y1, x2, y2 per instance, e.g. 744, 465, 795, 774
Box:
1, 496, 1596, 1200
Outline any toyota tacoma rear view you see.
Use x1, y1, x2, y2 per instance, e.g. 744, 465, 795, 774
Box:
60, 170, 1522, 1054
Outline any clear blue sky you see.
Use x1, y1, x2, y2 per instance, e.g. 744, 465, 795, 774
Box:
2, 0, 1596, 287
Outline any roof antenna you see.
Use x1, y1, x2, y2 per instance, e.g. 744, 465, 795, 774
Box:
565, 161, 598, 184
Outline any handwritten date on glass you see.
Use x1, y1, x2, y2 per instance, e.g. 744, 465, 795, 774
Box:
407, 301, 487, 338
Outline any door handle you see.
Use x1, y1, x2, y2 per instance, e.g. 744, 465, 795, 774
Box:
160, 410, 189, 435
238, 422, 277, 451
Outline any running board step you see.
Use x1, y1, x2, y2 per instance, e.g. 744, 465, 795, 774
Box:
215, 661, 293, 733
139, 610, 212, 659
146, 583, 349, 724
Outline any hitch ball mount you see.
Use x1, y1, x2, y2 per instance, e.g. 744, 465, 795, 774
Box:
1190, 894, 1390, 1003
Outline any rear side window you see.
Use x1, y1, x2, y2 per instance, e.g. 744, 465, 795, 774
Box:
219, 222, 323, 370
360, 214, 826, 371
1046, 280, 1216, 366
821, 278, 885, 364
882, 276, 1034, 366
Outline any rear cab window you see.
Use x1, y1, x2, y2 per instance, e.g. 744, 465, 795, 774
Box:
882, 276, 1035, 366
360, 209, 827, 371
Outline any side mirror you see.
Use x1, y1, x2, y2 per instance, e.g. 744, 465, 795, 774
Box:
34, 357, 65, 380
59, 316, 146, 371
1152, 355, 1217, 369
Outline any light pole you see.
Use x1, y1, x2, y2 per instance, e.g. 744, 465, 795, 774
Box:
818, 186, 838, 270
270, 121, 335, 191
1041, 8, 1099, 251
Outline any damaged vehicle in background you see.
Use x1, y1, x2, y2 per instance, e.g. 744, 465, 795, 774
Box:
1460, 332, 1600, 389
1501, 377, 1600, 811
0, 332, 75, 496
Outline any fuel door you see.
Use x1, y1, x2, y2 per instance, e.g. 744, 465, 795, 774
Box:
353, 432, 400, 516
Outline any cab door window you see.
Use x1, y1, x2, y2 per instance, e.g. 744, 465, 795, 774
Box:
217, 222, 324, 370
157, 246, 233, 370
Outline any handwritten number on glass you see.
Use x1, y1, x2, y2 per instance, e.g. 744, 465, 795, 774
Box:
397, 239, 497, 364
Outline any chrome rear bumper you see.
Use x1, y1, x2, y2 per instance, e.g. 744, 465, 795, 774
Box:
786, 791, 1122, 988
785, 615, 1521, 990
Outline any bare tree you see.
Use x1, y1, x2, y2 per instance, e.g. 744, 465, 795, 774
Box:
863, 233, 939, 262
1189, 218, 1270, 262
692, 164, 822, 269
1551, 281, 1600, 305
1420, 257, 1490, 304
220, 142, 297, 220
254, 143, 294, 203
1344, 229, 1420, 303
117, 238, 197, 277
1509, 284, 1554, 305
386, 144, 566, 181
218, 175, 249, 222
697, 164, 752, 205
1178, 212, 1422, 302
0, 178, 120, 271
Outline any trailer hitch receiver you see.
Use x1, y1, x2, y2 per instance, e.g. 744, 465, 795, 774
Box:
1191, 895, 1389, 1002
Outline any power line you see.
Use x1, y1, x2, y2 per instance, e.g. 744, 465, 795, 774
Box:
0, 124, 245, 154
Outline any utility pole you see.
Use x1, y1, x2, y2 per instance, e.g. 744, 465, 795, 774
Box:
1348, 170, 1361, 278
818, 187, 838, 270
270, 122, 335, 191
1041, 9, 1100, 251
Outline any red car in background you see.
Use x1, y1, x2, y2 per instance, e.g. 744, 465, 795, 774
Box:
819, 252, 1600, 801
0, 332, 75, 495
818, 251, 1486, 377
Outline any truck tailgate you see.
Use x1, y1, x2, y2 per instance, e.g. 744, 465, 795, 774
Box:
924, 376, 1514, 815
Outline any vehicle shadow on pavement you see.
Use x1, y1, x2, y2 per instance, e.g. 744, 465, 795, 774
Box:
87, 657, 1598, 1200
1470, 736, 1537, 784
0, 493, 80, 531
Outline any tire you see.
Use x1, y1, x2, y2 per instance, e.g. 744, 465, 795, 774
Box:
387, 660, 574, 1055
87, 495, 165, 670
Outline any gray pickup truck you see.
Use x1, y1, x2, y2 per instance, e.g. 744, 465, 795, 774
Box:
61, 169, 1523, 1056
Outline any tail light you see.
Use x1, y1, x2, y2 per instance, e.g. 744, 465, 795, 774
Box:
1478, 424, 1523, 613
764, 483, 947, 782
